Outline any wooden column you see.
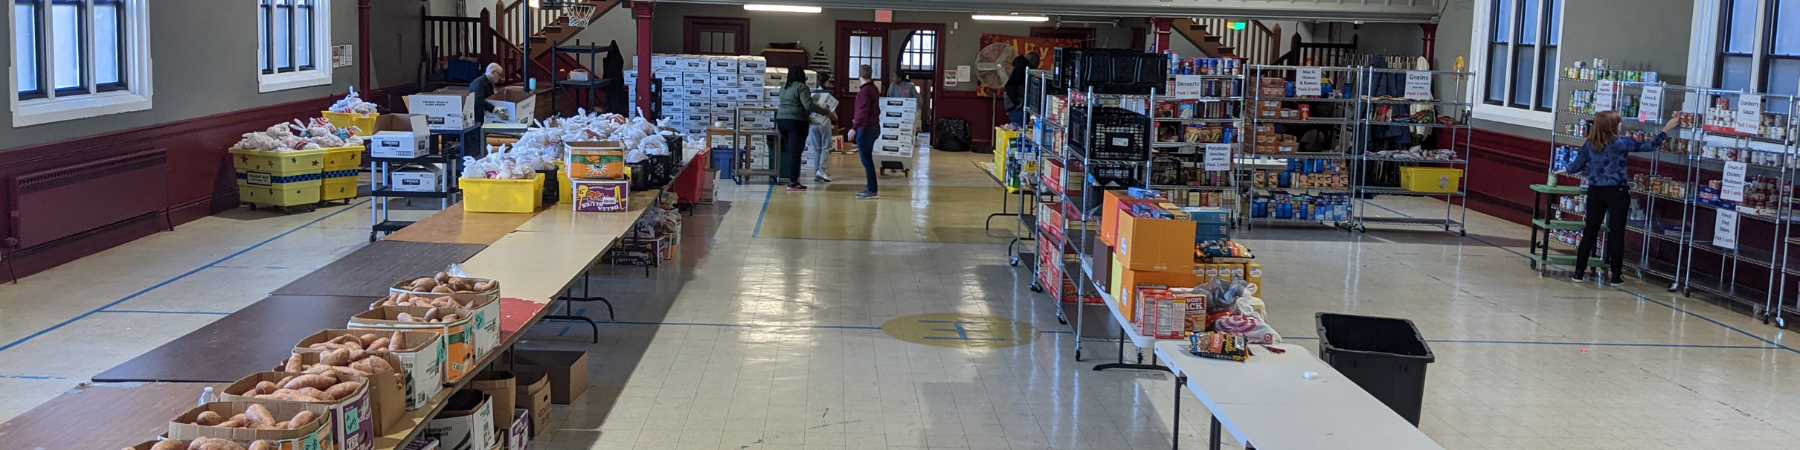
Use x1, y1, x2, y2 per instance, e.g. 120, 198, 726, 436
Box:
1150, 17, 1174, 53
1420, 24, 1438, 70
359, 0, 371, 90
633, 1, 656, 118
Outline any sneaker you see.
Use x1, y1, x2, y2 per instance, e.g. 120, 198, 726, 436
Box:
1608, 274, 1625, 285
787, 184, 808, 192
1570, 273, 1585, 283
815, 171, 832, 183
856, 191, 879, 199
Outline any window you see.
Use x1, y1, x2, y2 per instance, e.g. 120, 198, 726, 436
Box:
10, 0, 150, 127
899, 30, 936, 72
683, 17, 749, 55
1713, 0, 1800, 111
257, 0, 330, 92
847, 35, 883, 81
1483, 0, 1561, 112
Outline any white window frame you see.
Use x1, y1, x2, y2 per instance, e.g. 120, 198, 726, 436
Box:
8, 0, 153, 127
1687, 0, 1794, 152
1467, 0, 1563, 130
257, 0, 331, 93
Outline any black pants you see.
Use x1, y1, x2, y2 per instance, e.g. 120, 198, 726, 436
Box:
776, 118, 810, 183
1576, 185, 1630, 276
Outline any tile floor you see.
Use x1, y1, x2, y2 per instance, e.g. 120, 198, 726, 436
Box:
2, 147, 1799, 450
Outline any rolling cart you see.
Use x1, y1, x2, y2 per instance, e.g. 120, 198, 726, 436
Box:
733, 106, 782, 185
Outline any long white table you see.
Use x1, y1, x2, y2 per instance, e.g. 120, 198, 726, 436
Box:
1152, 342, 1445, 450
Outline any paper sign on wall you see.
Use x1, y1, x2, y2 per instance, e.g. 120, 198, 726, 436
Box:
1640, 86, 1662, 122
1204, 144, 1232, 171
1714, 209, 1740, 250
1403, 71, 1432, 100
1296, 68, 1323, 96
1722, 161, 1748, 203
956, 66, 972, 82
944, 71, 958, 87
1595, 80, 1615, 112
332, 44, 354, 68
1736, 94, 1763, 134
1173, 75, 1204, 99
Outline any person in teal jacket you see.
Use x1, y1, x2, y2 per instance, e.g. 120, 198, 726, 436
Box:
775, 66, 835, 191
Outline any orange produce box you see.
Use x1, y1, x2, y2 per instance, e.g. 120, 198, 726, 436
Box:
1116, 213, 1197, 274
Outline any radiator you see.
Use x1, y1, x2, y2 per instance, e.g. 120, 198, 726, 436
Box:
8, 149, 169, 249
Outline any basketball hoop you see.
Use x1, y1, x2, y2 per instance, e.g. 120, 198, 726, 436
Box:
564, 3, 597, 27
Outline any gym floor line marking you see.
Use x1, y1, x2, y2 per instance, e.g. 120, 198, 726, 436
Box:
96, 310, 232, 316
1364, 202, 1796, 354
1279, 335, 1770, 350
0, 200, 370, 354
568, 319, 1074, 334
751, 183, 775, 238
0, 374, 70, 380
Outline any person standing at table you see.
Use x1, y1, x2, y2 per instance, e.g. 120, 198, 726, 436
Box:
469, 63, 502, 124
1554, 110, 1678, 285
1003, 52, 1039, 127
849, 64, 883, 200
807, 72, 840, 183
775, 66, 835, 191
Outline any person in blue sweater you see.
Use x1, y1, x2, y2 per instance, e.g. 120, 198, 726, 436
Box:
1554, 110, 1678, 284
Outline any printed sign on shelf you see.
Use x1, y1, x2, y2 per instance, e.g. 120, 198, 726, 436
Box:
1204, 144, 1232, 171
1722, 161, 1748, 202
1714, 210, 1739, 250
1403, 71, 1432, 100
1736, 94, 1763, 134
1173, 75, 1205, 99
1595, 80, 1615, 112
1296, 68, 1323, 97
1640, 86, 1662, 122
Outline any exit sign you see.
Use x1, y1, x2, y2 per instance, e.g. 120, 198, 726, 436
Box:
875, 9, 892, 22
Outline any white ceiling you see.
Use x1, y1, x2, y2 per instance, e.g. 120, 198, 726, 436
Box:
661, 0, 1445, 22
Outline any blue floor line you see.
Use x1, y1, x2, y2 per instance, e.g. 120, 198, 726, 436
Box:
594, 319, 1077, 334
1280, 335, 1767, 349
1364, 201, 1797, 353
751, 183, 775, 238
0, 200, 370, 354
0, 374, 70, 380
96, 310, 231, 316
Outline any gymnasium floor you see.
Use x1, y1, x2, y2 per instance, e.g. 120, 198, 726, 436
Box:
1, 147, 1796, 450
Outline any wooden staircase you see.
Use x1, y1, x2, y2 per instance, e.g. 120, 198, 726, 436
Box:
1174, 19, 1280, 65
490, 0, 621, 61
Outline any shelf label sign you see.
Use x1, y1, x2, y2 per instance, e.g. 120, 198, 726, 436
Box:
1595, 80, 1615, 112
1296, 68, 1323, 96
1714, 209, 1739, 250
1640, 86, 1662, 122
1173, 75, 1204, 99
1403, 71, 1432, 100
1204, 143, 1232, 171
1737, 94, 1763, 134
1722, 161, 1748, 202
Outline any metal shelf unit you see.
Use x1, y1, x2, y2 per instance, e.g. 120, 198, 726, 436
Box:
369, 126, 476, 242
1350, 67, 1474, 234
1240, 64, 1363, 230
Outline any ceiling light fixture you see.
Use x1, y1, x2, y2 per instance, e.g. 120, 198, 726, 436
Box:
744, 4, 822, 13
972, 14, 1050, 22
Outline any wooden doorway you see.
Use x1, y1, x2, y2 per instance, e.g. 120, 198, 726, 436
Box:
684, 17, 750, 55
834, 21, 947, 134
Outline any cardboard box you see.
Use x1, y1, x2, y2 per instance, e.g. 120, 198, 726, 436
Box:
739, 57, 767, 73
507, 349, 588, 404
484, 90, 537, 125
505, 409, 531, 450
1116, 214, 1197, 273
707, 72, 737, 87
1243, 262, 1264, 298
564, 141, 626, 179
737, 88, 764, 104
471, 372, 516, 436
514, 372, 551, 437
878, 97, 917, 110
657, 84, 681, 96
406, 91, 477, 131
678, 57, 707, 72
406, 437, 440, 450
368, 114, 431, 159
392, 167, 441, 192
221, 371, 376, 450
737, 73, 763, 87
294, 330, 446, 410
1111, 255, 1200, 318
678, 87, 708, 99
879, 109, 917, 123
764, 70, 787, 86
423, 390, 497, 450
171, 402, 334, 450
681, 72, 708, 87
349, 307, 479, 383
273, 351, 409, 435
710, 57, 739, 73
394, 293, 501, 362
651, 54, 680, 71
573, 179, 629, 212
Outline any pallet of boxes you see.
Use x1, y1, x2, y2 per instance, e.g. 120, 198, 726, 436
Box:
1097, 188, 1275, 343
646, 54, 771, 137
873, 97, 919, 176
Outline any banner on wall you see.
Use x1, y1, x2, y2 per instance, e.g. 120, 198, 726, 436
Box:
975, 34, 1084, 97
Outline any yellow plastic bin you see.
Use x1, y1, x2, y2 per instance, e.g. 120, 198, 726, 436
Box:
323, 111, 380, 134
320, 145, 364, 171
230, 147, 328, 176
239, 179, 323, 207
462, 173, 545, 213
320, 170, 361, 202
1400, 167, 1465, 193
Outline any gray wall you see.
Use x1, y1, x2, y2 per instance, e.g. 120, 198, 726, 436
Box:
2, 0, 422, 149
1434, 0, 1696, 137
646, 4, 1136, 91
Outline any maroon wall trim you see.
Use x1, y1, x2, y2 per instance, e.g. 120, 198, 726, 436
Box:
0, 85, 417, 279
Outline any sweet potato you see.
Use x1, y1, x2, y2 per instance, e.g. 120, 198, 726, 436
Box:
283, 356, 304, 373
245, 404, 277, 427
441, 313, 460, 323
280, 374, 337, 391
367, 337, 390, 351
289, 410, 316, 427
255, 381, 278, 395
390, 331, 405, 350
323, 381, 362, 400
148, 439, 186, 450
423, 307, 441, 321
430, 285, 454, 294
296, 387, 331, 401
395, 312, 416, 322
217, 418, 245, 428
195, 410, 224, 426
365, 356, 394, 374
249, 441, 273, 450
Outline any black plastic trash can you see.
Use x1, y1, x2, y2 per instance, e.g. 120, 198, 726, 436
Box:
1315, 312, 1435, 426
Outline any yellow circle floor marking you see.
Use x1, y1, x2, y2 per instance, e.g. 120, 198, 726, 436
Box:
882, 313, 1038, 349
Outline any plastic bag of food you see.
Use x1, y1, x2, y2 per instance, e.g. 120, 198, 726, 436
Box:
1187, 331, 1251, 362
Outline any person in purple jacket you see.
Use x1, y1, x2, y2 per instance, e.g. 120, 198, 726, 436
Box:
847, 64, 883, 200
1554, 110, 1678, 284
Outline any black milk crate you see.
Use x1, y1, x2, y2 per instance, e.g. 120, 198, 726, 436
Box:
1086, 162, 1142, 184
1068, 106, 1151, 161
1067, 49, 1167, 95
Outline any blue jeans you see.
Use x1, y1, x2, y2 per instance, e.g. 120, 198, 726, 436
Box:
1006, 108, 1025, 127
856, 126, 879, 193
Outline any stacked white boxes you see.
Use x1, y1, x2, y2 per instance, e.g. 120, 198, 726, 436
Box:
648, 53, 770, 136
874, 97, 920, 158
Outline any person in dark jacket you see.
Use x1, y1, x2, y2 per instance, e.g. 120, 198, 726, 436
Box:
1003, 52, 1039, 126
469, 63, 501, 124
775, 66, 835, 191
849, 64, 884, 199
602, 41, 627, 115
1555, 110, 1678, 284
